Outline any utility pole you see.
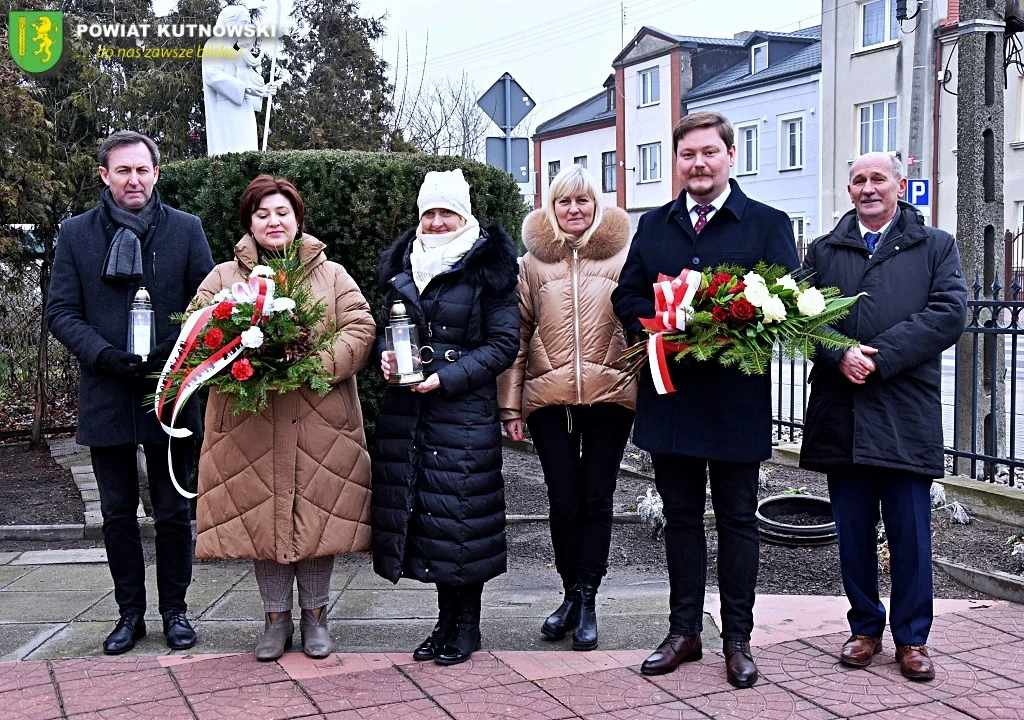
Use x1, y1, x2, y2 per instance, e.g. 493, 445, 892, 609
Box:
955, 0, 1008, 477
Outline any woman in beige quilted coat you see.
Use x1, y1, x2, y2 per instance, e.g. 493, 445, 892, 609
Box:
498, 164, 636, 652
194, 175, 375, 661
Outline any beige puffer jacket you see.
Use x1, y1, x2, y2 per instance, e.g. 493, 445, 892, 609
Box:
498, 207, 637, 421
194, 234, 375, 563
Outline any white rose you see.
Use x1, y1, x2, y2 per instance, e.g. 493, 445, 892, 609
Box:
761, 294, 788, 324
797, 286, 827, 317
744, 280, 771, 308
743, 271, 766, 287
775, 274, 799, 293
250, 265, 274, 278
272, 297, 296, 313
211, 289, 232, 303
240, 326, 265, 349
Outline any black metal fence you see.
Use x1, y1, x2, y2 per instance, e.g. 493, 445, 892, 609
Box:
770, 277, 1024, 485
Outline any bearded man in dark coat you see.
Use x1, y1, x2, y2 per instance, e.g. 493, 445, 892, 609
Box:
46, 131, 214, 655
800, 152, 967, 681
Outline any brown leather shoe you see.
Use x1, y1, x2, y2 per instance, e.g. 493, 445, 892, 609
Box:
723, 640, 758, 688
896, 644, 935, 681
640, 633, 702, 676
839, 634, 883, 668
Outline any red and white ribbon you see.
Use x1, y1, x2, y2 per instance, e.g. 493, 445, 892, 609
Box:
638, 270, 702, 395
156, 276, 275, 498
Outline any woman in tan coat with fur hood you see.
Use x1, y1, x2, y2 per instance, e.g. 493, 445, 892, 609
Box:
498, 164, 636, 651
194, 175, 375, 661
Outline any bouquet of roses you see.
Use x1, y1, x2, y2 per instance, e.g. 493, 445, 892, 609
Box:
153, 240, 340, 468
618, 262, 862, 394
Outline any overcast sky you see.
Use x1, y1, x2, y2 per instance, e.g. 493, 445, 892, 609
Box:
153, 0, 823, 130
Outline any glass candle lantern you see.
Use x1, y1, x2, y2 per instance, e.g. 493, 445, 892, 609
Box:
385, 301, 424, 385
128, 286, 156, 361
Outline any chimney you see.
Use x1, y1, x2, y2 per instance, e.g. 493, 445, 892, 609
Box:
733, 30, 753, 41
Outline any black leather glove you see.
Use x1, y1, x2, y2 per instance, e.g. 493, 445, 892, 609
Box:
96, 348, 143, 377
133, 338, 176, 377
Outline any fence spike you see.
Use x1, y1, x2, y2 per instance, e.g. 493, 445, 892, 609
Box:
973, 273, 984, 298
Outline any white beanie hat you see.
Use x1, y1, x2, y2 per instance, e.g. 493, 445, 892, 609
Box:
417, 169, 473, 220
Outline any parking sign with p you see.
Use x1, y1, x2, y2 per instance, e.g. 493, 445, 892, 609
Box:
907, 179, 930, 207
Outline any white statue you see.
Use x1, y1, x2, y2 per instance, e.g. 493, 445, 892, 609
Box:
202, 5, 279, 156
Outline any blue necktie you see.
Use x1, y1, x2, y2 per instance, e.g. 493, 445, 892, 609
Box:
864, 231, 881, 253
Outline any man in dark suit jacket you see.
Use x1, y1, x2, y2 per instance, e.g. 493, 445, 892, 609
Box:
612, 111, 799, 687
46, 131, 214, 655
800, 153, 966, 681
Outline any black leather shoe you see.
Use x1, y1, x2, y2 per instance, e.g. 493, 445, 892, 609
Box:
163, 610, 197, 651
103, 609, 146, 655
541, 583, 580, 640
641, 633, 702, 675
723, 639, 759, 688
572, 574, 600, 651
414, 585, 458, 661
435, 583, 483, 666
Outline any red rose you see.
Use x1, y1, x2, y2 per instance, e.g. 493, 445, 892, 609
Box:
230, 358, 254, 381
212, 302, 234, 320
729, 298, 756, 322
728, 282, 746, 295
711, 305, 730, 323
203, 327, 225, 349
706, 282, 721, 298
713, 271, 733, 286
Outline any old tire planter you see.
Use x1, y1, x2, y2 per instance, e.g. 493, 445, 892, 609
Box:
756, 494, 837, 546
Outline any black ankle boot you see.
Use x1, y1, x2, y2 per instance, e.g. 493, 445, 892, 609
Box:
435, 583, 482, 666
541, 582, 581, 640
572, 573, 600, 651
413, 584, 458, 661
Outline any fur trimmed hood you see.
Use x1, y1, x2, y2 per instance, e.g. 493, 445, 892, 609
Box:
522, 207, 631, 264
379, 224, 519, 293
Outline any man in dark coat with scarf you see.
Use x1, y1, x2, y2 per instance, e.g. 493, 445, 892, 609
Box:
46, 131, 214, 655
612, 111, 799, 687
800, 152, 966, 681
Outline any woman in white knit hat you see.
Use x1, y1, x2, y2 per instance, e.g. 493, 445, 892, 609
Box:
371, 169, 520, 666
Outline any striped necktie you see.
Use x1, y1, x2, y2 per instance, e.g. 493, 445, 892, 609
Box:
864, 231, 881, 253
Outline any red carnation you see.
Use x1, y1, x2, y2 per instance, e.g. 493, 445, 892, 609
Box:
729, 298, 756, 322
711, 305, 730, 323
231, 358, 254, 381
212, 302, 234, 320
203, 327, 225, 349
713, 271, 733, 286
728, 282, 746, 295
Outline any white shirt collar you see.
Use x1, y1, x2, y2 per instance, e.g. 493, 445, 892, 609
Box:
858, 214, 895, 240
686, 184, 731, 213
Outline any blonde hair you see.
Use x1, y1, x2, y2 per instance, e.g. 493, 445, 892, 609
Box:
546, 164, 604, 247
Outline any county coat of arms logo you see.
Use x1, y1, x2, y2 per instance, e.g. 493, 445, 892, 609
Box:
8, 11, 63, 74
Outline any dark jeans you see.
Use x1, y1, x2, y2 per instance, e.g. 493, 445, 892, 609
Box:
526, 403, 635, 582
652, 454, 760, 642
91, 440, 194, 616
828, 467, 933, 646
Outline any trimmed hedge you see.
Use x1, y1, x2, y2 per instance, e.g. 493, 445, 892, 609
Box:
158, 150, 529, 438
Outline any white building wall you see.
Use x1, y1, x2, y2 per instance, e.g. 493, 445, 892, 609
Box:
536, 126, 617, 208
623, 54, 674, 214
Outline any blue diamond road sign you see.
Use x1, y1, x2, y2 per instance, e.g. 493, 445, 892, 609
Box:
477, 73, 534, 131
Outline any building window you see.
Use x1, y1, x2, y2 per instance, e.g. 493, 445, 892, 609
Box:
857, 99, 898, 154
573, 155, 587, 169
861, 0, 898, 48
548, 161, 561, 185
781, 117, 804, 170
751, 42, 768, 74
638, 66, 660, 106
607, 88, 616, 112
736, 123, 758, 175
791, 216, 808, 260
638, 143, 661, 182
602, 151, 617, 193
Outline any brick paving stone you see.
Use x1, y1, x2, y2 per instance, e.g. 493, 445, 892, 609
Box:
684, 682, 838, 720
52, 656, 164, 682
298, 665, 425, 714
56, 665, 180, 715
946, 687, 1024, 719
848, 702, 977, 719
321, 697, 451, 719
583, 700, 707, 719
170, 652, 290, 694
537, 666, 672, 715
960, 604, 1024, 637
952, 642, 1024, 680
0, 659, 52, 692
188, 680, 318, 720
0, 680, 63, 720
754, 640, 844, 684
641, 654, 735, 699
494, 649, 648, 681
66, 696, 196, 719
398, 652, 526, 695
864, 654, 1021, 697
432, 680, 576, 720
926, 612, 1020, 654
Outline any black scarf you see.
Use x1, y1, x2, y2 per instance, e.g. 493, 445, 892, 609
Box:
100, 187, 159, 281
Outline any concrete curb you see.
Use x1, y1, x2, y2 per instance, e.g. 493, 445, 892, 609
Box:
0, 524, 84, 541
933, 556, 1024, 604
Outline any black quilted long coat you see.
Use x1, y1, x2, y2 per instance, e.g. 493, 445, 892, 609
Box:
370, 225, 519, 586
